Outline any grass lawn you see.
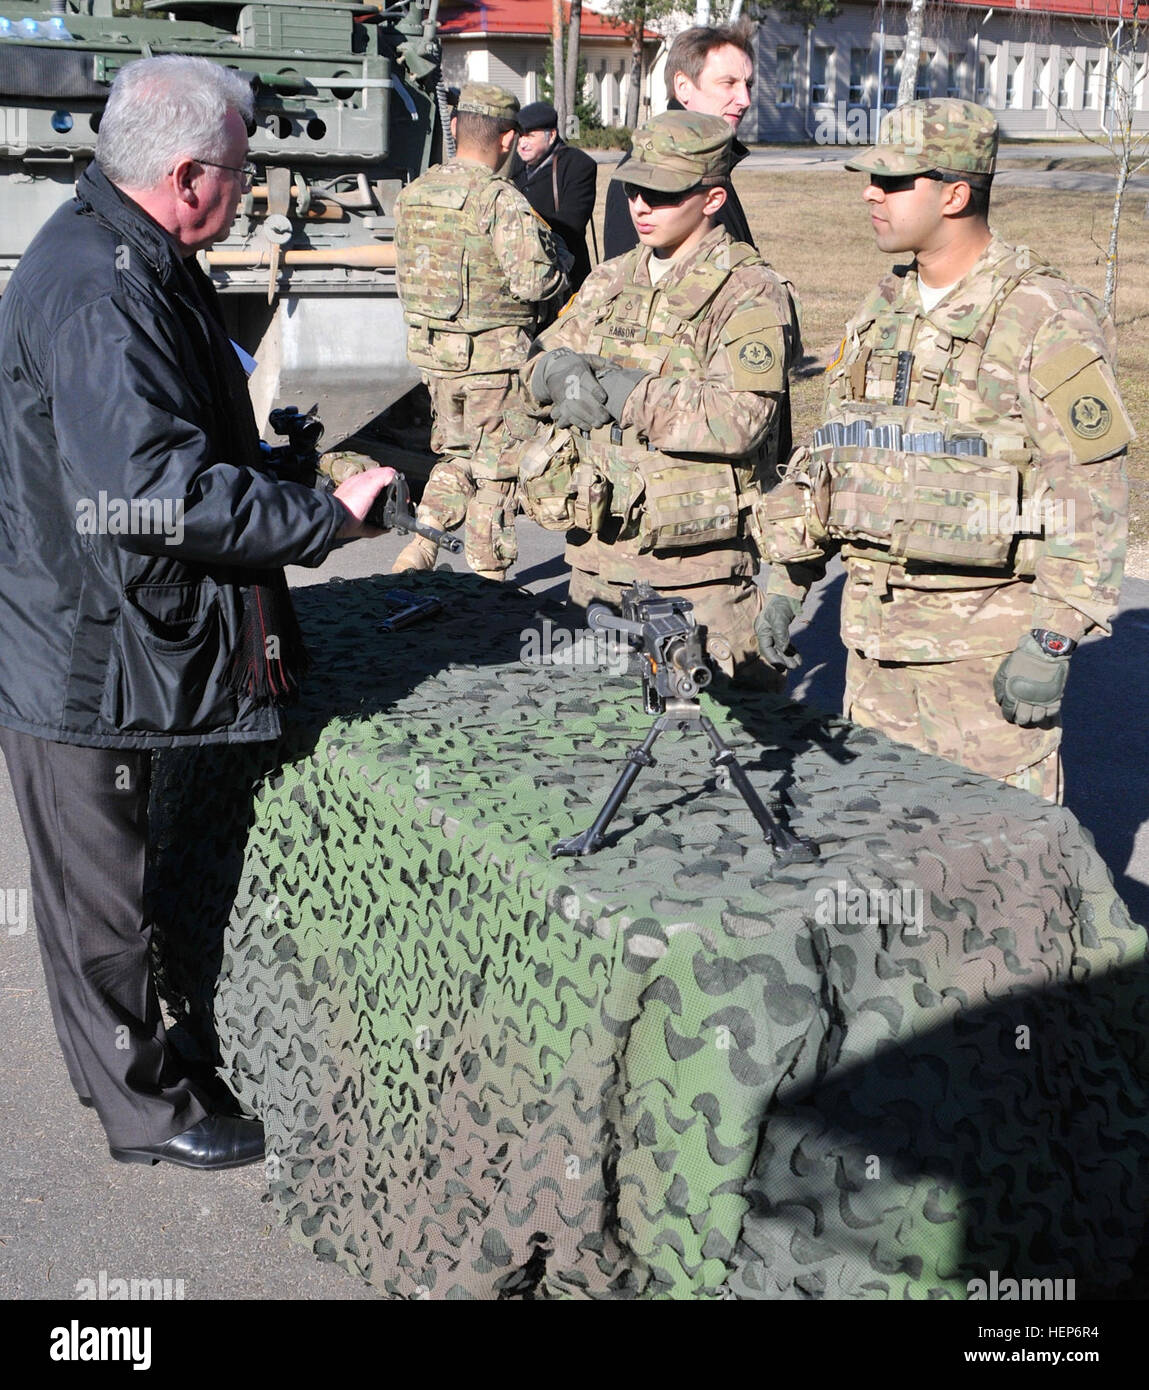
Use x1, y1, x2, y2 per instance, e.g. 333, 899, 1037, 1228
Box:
591, 163, 1149, 570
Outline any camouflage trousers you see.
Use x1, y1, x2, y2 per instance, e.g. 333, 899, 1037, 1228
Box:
416, 371, 527, 577
845, 649, 1063, 802
415, 460, 517, 577
569, 568, 784, 692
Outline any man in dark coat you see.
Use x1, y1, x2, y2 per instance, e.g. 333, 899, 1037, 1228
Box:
510, 101, 599, 290
0, 55, 393, 1170
603, 22, 756, 258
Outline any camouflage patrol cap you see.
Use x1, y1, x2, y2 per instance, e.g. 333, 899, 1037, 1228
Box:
456, 82, 520, 124
610, 110, 732, 193
844, 99, 998, 177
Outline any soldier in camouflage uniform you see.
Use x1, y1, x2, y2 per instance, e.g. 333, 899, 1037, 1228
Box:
760, 100, 1132, 800
523, 111, 801, 688
389, 83, 570, 579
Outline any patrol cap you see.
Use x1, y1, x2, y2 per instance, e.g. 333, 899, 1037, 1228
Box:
610, 110, 732, 193
518, 101, 559, 133
455, 82, 520, 124
844, 99, 998, 178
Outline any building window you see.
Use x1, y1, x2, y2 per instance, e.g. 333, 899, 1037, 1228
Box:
915, 54, 932, 99
811, 45, 830, 104
882, 50, 900, 107
1006, 53, 1023, 108
849, 48, 869, 103
945, 56, 960, 99
1084, 57, 1102, 109
1033, 56, 1051, 108
777, 46, 796, 106
1057, 58, 1069, 109
977, 54, 994, 104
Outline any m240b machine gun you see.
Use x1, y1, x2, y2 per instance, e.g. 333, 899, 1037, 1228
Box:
552, 582, 818, 862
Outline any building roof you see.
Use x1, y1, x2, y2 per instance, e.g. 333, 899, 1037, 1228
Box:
901, 0, 1141, 17
439, 1, 656, 41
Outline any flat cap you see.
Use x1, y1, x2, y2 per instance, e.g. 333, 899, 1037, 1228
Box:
456, 82, 520, 123
845, 99, 998, 177
518, 101, 558, 133
610, 110, 732, 194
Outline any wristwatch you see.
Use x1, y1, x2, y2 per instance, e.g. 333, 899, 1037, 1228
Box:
1031, 628, 1077, 658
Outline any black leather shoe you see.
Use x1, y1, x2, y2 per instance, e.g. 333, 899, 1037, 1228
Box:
79, 1097, 94, 1109
110, 1115, 265, 1170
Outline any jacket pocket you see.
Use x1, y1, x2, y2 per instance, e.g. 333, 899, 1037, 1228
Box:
101, 581, 238, 733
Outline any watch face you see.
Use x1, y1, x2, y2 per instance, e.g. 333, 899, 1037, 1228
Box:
1032, 628, 1076, 657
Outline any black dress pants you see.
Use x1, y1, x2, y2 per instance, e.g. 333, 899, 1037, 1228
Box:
0, 726, 210, 1147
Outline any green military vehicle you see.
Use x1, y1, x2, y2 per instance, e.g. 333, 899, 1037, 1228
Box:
0, 0, 446, 447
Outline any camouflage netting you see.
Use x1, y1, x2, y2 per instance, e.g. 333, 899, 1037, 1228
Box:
149, 571, 1149, 1300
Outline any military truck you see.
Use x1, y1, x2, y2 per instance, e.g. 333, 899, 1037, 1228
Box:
0, 0, 446, 447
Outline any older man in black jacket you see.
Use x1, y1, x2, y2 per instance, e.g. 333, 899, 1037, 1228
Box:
510, 101, 599, 290
0, 56, 392, 1170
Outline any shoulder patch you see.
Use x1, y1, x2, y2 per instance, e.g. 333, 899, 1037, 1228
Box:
725, 320, 787, 392
1036, 355, 1134, 463
737, 339, 776, 373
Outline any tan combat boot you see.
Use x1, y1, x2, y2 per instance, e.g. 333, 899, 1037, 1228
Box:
391, 536, 438, 573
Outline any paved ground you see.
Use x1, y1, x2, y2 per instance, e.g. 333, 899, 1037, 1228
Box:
1, 514, 1145, 1303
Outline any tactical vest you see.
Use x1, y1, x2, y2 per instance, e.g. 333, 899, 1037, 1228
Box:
523, 240, 777, 552
396, 162, 537, 373
762, 246, 1053, 573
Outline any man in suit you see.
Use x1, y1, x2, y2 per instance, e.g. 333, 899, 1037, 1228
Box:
510, 100, 599, 290
603, 21, 757, 258
0, 55, 393, 1169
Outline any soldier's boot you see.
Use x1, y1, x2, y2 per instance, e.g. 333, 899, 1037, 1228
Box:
391, 534, 439, 573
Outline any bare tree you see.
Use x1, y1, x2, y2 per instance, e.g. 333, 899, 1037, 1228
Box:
1056, 3, 1149, 317
565, 0, 583, 139
552, 0, 568, 137
897, 0, 928, 105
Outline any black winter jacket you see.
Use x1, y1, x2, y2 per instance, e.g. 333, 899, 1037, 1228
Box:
0, 163, 345, 748
602, 99, 756, 260
510, 138, 599, 290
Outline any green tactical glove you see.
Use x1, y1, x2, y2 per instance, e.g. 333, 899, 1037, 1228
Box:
530, 348, 612, 431
993, 632, 1071, 726
755, 593, 802, 671
593, 364, 647, 425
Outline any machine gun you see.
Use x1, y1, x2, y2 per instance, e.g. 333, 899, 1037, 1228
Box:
265, 405, 460, 552
551, 582, 818, 862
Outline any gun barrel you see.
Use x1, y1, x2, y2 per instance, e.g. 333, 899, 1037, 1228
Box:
410, 516, 463, 553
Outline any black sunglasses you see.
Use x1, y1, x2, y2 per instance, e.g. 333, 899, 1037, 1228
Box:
867, 171, 945, 194
622, 181, 705, 208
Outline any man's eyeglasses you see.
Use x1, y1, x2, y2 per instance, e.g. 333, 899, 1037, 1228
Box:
622, 182, 705, 208
195, 159, 257, 191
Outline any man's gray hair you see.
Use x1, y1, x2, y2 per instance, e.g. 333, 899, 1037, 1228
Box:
97, 55, 254, 190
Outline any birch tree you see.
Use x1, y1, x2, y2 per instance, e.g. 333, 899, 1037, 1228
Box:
1057, 5, 1149, 317
897, 0, 928, 106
